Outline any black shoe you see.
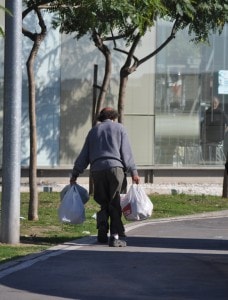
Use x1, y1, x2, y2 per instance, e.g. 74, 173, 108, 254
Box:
97, 227, 108, 243
109, 236, 127, 247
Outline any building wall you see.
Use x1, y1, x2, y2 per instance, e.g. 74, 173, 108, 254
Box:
124, 29, 156, 166
20, 12, 61, 167
58, 30, 156, 167
0, 11, 228, 170
155, 21, 228, 166
59, 34, 96, 165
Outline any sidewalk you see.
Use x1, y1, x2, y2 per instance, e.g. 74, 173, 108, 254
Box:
0, 211, 228, 300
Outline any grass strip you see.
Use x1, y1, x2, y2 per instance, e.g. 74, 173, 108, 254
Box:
0, 192, 228, 264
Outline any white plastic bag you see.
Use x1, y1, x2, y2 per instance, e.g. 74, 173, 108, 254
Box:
121, 184, 153, 221
58, 185, 85, 224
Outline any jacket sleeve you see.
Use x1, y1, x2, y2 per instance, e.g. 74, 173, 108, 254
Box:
71, 136, 90, 178
120, 127, 138, 177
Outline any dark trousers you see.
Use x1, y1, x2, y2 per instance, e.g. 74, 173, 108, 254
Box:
92, 167, 125, 235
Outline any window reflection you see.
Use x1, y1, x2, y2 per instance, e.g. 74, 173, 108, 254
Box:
155, 20, 228, 166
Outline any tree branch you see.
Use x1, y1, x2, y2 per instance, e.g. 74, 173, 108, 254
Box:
23, 0, 55, 19
22, 5, 47, 41
137, 17, 181, 67
113, 47, 138, 62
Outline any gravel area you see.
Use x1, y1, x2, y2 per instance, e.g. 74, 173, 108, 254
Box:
17, 182, 225, 196
142, 183, 224, 196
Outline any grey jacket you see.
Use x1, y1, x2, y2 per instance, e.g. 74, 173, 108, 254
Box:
72, 119, 138, 178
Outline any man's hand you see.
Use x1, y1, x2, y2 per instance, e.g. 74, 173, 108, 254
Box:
70, 176, 76, 185
132, 175, 140, 184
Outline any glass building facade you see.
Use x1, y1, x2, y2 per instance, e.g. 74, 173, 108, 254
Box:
0, 14, 228, 170
154, 20, 228, 167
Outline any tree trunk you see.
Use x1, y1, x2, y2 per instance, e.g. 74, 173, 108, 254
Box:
95, 46, 112, 116
89, 64, 98, 195
222, 169, 228, 198
23, 7, 47, 220
222, 153, 228, 198
92, 32, 112, 123
116, 34, 141, 123
89, 33, 112, 194
116, 21, 178, 123
27, 48, 39, 221
118, 69, 128, 124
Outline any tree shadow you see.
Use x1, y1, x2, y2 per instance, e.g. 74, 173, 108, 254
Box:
20, 30, 123, 167
0, 236, 228, 299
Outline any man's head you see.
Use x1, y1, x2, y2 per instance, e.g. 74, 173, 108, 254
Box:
212, 96, 220, 109
97, 107, 119, 122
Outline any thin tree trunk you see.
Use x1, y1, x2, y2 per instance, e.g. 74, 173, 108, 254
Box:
117, 34, 141, 123
89, 64, 98, 195
116, 19, 179, 123
222, 152, 228, 198
95, 46, 112, 116
92, 31, 112, 123
118, 71, 128, 124
23, 7, 46, 220
27, 54, 39, 220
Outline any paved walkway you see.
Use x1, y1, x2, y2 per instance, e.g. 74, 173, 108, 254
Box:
0, 211, 228, 300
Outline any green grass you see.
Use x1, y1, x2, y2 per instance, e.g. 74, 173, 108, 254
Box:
1, 192, 228, 264
151, 193, 228, 218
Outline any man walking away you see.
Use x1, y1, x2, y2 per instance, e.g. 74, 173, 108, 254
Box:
70, 107, 140, 247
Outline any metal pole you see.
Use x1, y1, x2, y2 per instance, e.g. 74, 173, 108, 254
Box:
92, 64, 98, 125
89, 64, 98, 195
1, 1, 22, 244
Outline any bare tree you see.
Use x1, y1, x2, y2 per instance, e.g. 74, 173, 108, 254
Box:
22, 5, 47, 220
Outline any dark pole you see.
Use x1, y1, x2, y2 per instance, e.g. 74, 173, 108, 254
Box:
89, 64, 98, 195
1, 1, 22, 244
92, 64, 98, 125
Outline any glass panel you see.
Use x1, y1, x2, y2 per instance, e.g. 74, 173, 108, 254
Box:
155, 20, 228, 166
124, 115, 154, 165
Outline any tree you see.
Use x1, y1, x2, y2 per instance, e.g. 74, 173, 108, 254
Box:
22, 0, 52, 220
51, 0, 124, 122
52, 0, 161, 119
51, 0, 228, 122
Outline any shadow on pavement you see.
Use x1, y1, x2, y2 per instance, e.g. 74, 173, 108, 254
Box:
0, 236, 228, 300
126, 236, 228, 250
